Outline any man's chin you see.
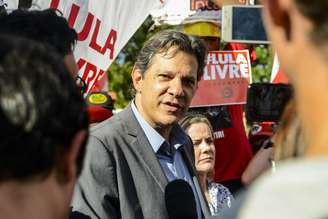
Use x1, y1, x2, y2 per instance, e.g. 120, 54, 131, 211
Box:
156, 115, 181, 127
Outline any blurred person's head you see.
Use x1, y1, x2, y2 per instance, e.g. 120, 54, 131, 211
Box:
132, 30, 207, 139
0, 8, 78, 77
262, 0, 328, 155
180, 114, 216, 179
0, 35, 88, 219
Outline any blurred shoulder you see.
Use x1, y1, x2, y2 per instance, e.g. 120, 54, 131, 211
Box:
238, 158, 328, 219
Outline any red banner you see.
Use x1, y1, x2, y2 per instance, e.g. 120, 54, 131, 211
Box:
9, 0, 165, 94
191, 50, 252, 107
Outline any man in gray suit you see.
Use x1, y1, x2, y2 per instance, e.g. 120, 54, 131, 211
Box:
72, 30, 209, 219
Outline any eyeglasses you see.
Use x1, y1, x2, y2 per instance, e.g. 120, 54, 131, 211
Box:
76, 76, 87, 94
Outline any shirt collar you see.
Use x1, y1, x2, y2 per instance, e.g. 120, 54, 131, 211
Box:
131, 101, 188, 153
131, 100, 164, 153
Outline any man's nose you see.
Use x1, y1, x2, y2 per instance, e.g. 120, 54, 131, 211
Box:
168, 78, 184, 97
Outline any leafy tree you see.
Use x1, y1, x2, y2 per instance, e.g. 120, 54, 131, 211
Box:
107, 17, 152, 109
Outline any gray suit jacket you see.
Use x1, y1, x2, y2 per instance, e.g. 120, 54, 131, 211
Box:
72, 104, 210, 219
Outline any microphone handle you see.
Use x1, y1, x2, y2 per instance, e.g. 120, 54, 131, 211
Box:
192, 176, 212, 219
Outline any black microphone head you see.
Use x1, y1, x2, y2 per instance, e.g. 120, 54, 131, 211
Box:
165, 179, 197, 219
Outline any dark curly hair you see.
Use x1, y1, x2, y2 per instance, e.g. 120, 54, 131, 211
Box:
0, 35, 88, 182
0, 8, 77, 56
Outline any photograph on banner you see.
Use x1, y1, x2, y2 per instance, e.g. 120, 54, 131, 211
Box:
191, 50, 252, 107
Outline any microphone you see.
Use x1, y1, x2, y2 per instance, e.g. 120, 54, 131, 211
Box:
165, 179, 198, 219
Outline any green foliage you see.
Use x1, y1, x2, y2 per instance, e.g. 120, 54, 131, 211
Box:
107, 17, 152, 108
251, 45, 274, 83
107, 61, 134, 109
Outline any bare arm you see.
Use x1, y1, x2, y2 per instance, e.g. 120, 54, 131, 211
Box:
241, 147, 273, 186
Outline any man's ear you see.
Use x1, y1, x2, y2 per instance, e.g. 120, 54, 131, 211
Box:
59, 130, 87, 184
131, 65, 143, 93
263, 0, 292, 42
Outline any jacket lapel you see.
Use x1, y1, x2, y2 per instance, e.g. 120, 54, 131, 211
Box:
118, 104, 168, 192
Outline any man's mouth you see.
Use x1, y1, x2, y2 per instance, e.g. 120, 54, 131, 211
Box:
163, 101, 183, 112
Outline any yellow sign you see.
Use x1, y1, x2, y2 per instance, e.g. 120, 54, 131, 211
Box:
88, 93, 108, 105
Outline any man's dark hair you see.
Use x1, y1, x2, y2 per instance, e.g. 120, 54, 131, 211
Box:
295, 0, 328, 44
135, 30, 207, 81
0, 8, 77, 56
0, 35, 88, 182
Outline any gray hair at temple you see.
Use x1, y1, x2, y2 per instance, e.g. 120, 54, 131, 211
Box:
134, 29, 207, 81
